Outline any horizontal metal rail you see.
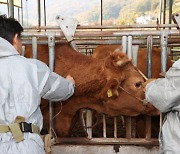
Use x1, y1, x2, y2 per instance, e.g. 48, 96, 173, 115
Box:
23, 23, 178, 30
22, 29, 180, 37
55, 137, 159, 146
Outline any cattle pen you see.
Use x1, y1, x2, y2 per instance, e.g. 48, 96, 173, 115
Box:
1, 0, 180, 153
20, 16, 180, 154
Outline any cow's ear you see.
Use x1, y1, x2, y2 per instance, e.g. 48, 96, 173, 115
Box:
110, 52, 132, 68
116, 59, 132, 68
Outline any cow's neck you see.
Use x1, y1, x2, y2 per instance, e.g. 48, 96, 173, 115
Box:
54, 97, 108, 137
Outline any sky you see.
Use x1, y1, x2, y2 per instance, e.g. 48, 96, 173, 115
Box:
0, 0, 100, 26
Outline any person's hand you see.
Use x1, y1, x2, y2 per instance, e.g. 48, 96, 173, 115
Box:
66, 75, 75, 85
143, 78, 156, 92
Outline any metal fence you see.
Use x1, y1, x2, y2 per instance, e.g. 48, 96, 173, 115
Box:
21, 23, 180, 146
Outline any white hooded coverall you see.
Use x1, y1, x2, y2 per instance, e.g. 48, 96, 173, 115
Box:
146, 59, 180, 154
0, 37, 75, 154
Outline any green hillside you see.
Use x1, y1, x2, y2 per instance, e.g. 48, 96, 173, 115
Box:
76, 0, 180, 25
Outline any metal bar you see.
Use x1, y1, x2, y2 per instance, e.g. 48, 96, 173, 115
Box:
21, 0, 23, 26
100, 0, 103, 26
8, 0, 14, 17
163, 0, 166, 24
132, 45, 139, 66
44, 0, 47, 26
37, 0, 41, 28
23, 24, 179, 30
131, 117, 136, 138
21, 45, 25, 56
56, 137, 159, 146
86, 110, 92, 139
122, 36, 127, 54
22, 29, 180, 38
160, 32, 168, 136
48, 35, 55, 136
114, 117, 117, 138
160, 0, 163, 24
145, 116, 151, 140
102, 114, 106, 138
21, 38, 180, 46
147, 36, 153, 78
32, 37, 37, 59
160, 33, 168, 72
169, 0, 173, 24
146, 36, 153, 140
127, 36, 132, 58
25, 0, 28, 27
18, 7, 20, 22
125, 116, 131, 138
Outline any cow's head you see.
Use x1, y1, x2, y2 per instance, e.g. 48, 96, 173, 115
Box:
94, 50, 159, 116
96, 51, 133, 102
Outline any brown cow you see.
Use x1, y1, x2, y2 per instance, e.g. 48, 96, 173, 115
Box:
93, 44, 172, 78
24, 43, 159, 137
93, 44, 173, 138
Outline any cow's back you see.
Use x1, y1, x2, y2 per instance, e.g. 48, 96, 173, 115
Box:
137, 47, 172, 78
93, 45, 172, 78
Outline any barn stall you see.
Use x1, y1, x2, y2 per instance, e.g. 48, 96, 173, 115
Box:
21, 17, 180, 154
1, 0, 180, 154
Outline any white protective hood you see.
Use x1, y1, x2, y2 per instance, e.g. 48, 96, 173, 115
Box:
0, 37, 19, 57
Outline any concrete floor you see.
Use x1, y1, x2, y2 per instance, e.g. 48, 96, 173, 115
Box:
52, 145, 159, 154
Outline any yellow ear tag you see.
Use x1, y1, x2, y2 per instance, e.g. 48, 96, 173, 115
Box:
107, 89, 113, 98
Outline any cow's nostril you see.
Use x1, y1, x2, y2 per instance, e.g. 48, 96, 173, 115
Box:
135, 81, 142, 88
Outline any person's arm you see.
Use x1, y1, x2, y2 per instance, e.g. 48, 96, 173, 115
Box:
145, 60, 180, 113
35, 59, 75, 101
40, 72, 75, 101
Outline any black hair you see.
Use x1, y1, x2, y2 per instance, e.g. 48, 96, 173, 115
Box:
0, 15, 23, 44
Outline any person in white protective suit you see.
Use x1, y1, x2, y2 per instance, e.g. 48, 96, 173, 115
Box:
0, 15, 75, 154
144, 60, 180, 154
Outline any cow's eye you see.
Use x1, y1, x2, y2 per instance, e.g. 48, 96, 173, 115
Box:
135, 81, 142, 88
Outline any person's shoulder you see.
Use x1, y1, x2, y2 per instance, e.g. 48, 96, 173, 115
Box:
18, 56, 49, 71
27, 58, 49, 70
172, 59, 180, 68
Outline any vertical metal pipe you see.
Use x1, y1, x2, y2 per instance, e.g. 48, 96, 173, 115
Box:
131, 117, 136, 138
100, 0, 103, 25
26, 0, 28, 27
86, 110, 92, 139
169, 0, 173, 24
147, 35, 153, 78
21, 0, 23, 26
21, 45, 25, 56
163, 0, 166, 24
160, 32, 168, 133
145, 116, 151, 139
32, 37, 38, 59
18, 8, 20, 22
132, 45, 139, 66
126, 116, 132, 138
44, 0, 47, 26
159, 0, 163, 24
8, 0, 14, 17
48, 35, 55, 135
122, 36, 127, 54
146, 36, 153, 139
37, 0, 41, 28
102, 114, 106, 138
114, 117, 117, 138
160, 33, 168, 73
127, 36, 132, 58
